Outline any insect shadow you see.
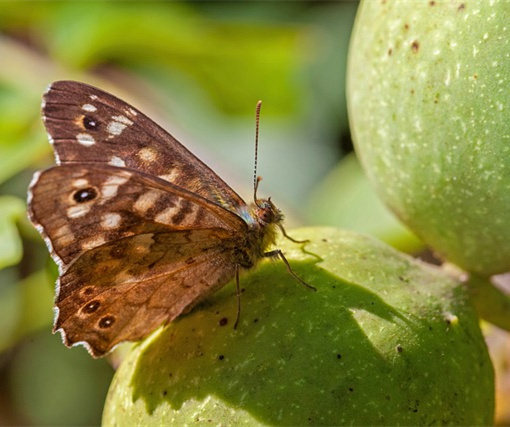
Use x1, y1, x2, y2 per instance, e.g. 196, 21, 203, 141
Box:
128, 259, 415, 425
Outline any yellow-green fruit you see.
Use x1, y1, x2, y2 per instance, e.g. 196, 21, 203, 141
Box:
348, 0, 510, 276
103, 228, 493, 426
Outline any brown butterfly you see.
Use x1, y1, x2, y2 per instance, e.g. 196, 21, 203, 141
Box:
27, 81, 313, 358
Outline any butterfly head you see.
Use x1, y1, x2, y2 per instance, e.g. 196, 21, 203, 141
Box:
254, 197, 283, 226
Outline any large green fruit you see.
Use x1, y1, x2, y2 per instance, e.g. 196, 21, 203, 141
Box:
103, 228, 493, 426
348, 0, 510, 276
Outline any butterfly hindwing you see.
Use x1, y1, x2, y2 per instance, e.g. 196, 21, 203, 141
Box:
43, 80, 246, 213
55, 230, 239, 356
28, 163, 246, 270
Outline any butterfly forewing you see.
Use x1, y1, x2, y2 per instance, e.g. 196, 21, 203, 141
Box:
28, 164, 246, 270
43, 80, 246, 213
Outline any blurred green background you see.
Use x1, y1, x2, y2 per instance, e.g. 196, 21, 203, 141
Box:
0, 1, 507, 425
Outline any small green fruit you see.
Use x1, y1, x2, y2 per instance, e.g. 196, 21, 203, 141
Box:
348, 0, 510, 276
103, 228, 493, 426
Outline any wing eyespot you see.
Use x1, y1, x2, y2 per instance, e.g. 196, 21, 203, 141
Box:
98, 315, 115, 328
82, 300, 101, 314
73, 187, 98, 203
83, 116, 99, 130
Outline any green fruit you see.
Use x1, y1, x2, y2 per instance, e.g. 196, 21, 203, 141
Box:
103, 228, 493, 426
348, 0, 510, 276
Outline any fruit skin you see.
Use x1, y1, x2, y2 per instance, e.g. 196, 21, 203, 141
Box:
348, 0, 510, 276
102, 228, 494, 426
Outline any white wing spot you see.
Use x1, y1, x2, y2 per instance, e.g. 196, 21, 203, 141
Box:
109, 156, 126, 167
107, 121, 127, 137
82, 104, 97, 112
107, 115, 134, 138
67, 204, 91, 218
112, 115, 133, 125
138, 147, 158, 164
90, 94, 98, 100
54, 224, 74, 247
82, 235, 106, 250
72, 178, 89, 188
158, 169, 179, 183
101, 175, 129, 200
154, 206, 179, 224
133, 190, 160, 214
126, 107, 138, 117
77, 133, 95, 146
101, 213, 122, 229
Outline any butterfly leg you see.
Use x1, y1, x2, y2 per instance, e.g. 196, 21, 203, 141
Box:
277, 223, 309, 244
234, 264, 242, 329
265, 249, 317, 291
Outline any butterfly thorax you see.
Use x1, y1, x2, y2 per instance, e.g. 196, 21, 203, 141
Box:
232, 198, 282, 269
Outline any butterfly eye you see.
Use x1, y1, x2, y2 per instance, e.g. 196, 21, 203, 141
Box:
73, 187, 98, 203
256, 204, 275, 225
83, 116, 99, 130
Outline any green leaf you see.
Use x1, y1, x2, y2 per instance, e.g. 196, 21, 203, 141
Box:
39, 2, 303, 116
0, 195, 26, 268
0, 269, 54, 352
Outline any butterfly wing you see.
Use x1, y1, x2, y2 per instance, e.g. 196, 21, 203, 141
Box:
28, 164, 246, 271
56, 230, 238, 357
28, 164, 249, 356
42, 80, 247, 213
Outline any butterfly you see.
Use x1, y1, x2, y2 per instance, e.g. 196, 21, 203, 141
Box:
27, 81, 314, 358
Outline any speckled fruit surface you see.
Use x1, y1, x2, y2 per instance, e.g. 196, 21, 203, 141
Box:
348, 0, 510, 276
103, 228, 493, 426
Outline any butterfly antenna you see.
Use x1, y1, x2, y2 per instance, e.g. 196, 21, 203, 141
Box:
253, 100, 262, 205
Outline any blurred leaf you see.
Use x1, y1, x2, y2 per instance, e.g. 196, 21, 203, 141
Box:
0, 269, 53, 352
0, 130, 49, 185
31, 2, 304, 116
306, 153, 424, 253
0, 195, 26, 268
9, 330, 113, 426
0, 41, 54, 184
